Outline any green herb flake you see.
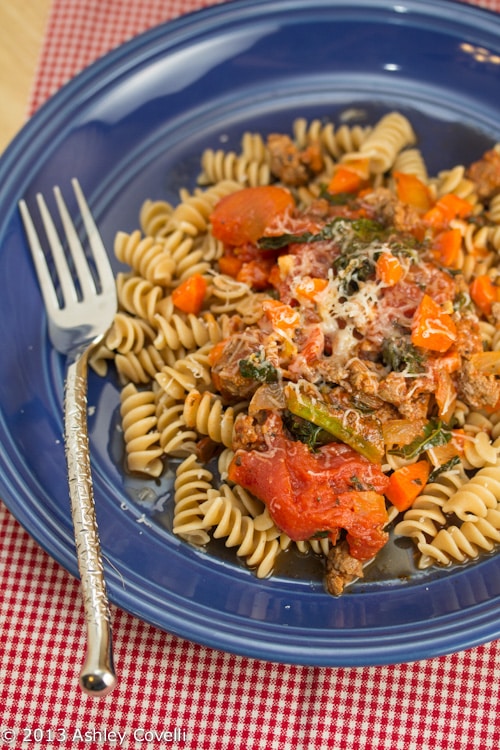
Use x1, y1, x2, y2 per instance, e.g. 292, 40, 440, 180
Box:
381, 337, 424, 374
428, 456, 461, 483
282, 411, 331, 450
239, 354, 278, 383
389, 419, 452, 460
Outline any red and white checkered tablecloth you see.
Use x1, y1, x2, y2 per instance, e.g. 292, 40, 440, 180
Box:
2, 1, 500, 748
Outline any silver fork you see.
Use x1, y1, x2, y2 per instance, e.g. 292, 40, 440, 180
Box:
19, 179, 117, 697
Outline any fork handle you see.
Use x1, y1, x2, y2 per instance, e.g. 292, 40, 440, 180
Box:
65, 345, 117, 697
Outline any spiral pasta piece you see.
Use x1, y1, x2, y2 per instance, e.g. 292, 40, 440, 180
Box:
206, 273, 255, 315
115, 345, 169, 384
217, 448, 235, 481
295, 537, 331, 557
432, 165, 479, 207
394, 467, 468, 540
173, 454, 214, 544
352, 111, 416, 173
418, 509, 500, 567
183, 389, 237, 449
139, 198, 174, 237
442, 465, 500, 521
88, 343, 115, 377
292, 117, 371, 159
116, 273, 165, 323
155, 344, 211, 406
391, 147, 428, 183
114, 230, 176, 286
105, 312, 156, 354
155, 344, 213, 400
461, 431, 500, 470
198, 148, 271, 187
240, 131, 269, 163
153, 309, 223, 351
200, 486, 281, 578
120, 383, 163, 476
155, 392, 198, 457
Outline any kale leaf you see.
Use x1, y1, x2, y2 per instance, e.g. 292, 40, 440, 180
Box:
282, 411, 331, 450
381, 337, 424, 373
239, 355, 279, 383
389, 419, 452, 459
257, 217, 384, 251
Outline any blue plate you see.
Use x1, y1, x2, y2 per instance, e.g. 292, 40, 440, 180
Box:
1, 0, 500, 666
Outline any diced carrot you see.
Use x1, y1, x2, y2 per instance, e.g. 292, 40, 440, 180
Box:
469, 274, 500, 316
423, 193, 472, 229
375, 252, 404, 286
262, 299, 301, 333
411, 294, 457, 353
210, 185, 295, 245
218, 252, 244, 278
327, 166, 366, 195
393, 171, 433, 212
208, 338, 229, 391
342, 156, 371, 179
171, 273, 207, 315
385, 460, 431, 512
432, 228, 462, 268
432, 350, 461, 373
294, 276, 329, 302
208, 338, 228, 367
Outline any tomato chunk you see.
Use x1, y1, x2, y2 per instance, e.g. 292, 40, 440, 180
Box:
228, 414, 389, 560
210, 186, 295, 246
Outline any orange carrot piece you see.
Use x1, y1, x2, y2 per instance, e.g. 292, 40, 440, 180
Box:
423, 193, 472, 229
262, 299, 301, 332
218, 253, 244, 278
171, 273, 207, 315
393, 171, 433, 212
411, 294, 457, 352
327, 166, 365, 195
469, 274, 499, 316
294, 277, 329, 301
432, 228, 462, 268
385, 460, 431, 512
207, 339, 228, 367
376, 252, 404, 286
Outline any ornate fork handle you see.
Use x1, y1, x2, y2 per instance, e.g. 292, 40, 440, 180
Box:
65, 342, 116, 696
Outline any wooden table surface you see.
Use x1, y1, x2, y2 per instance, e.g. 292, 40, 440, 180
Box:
0, 1, 52, 154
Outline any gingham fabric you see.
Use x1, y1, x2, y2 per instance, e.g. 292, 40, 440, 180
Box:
2, 1, 500, 749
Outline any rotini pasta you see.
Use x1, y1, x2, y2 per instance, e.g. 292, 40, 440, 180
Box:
96, 110, 500, 593
105, 312, 156, 354
346, 111, 416, 173
139, 198, 174, 237
120, 383, 163, 476
114, 230, 176, 286
200, 486, 281, 578
173, 453, 214, 545
183, 389, 238, 449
